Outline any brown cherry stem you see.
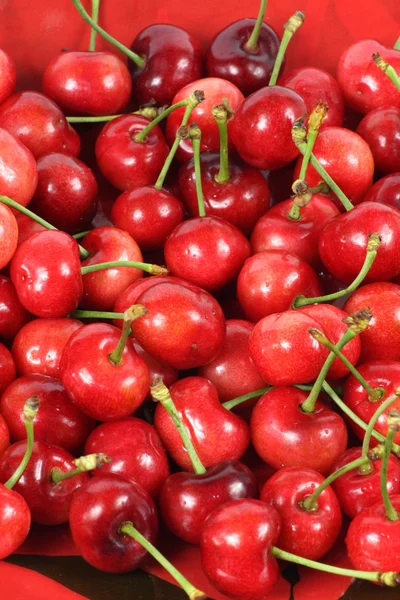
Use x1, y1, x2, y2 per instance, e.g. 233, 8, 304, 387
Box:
4, 397, 39, 490
287, 179, 313, 220
51, 453, 111, 484
108, 305, 147, 366
269, 11, 305, 86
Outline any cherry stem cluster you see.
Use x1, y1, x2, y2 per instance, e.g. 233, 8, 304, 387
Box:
5, 397, 39, 490
269, 11, 305, 86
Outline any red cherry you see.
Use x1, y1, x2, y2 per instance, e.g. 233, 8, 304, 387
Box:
95, 114, 169, 191
15, 213, 46, 247
237, 250, 322, 322
363, 172, 400, 210
251, 387, 347, 473
230, 86, 306, 170
154, 377, 249, 470
0, 485, 30, 559
279, 67, 345, 128
10, 230, 83, 318
0, 128, 38, 208
357, 107, 400, 174
0, 50, 16, 105
0, 343, 16, 396
0, 203, 17, 269
0, 91, 80, 159
0, 275, 30, 342
261, 466, 342, 559
165, 78, 244, 162
132, 341, 178, 395
337, 40, 400, 114
84, 417, 169, 498
129, 24, 202, 106
43, 51, 132, 116
0, 415, 9, 458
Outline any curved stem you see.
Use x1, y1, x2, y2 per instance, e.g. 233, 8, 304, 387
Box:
81, 261, 168, 276
108, 305, 147, 366
88, 0, 100, 51
373, 53, 400, 92
5, 397, 39, 490
381, 414, 400, 521
71, 0, 145, 68
361, 392, 400, 464
150, 380, 206, 475
70, 309, 124, 320
244, 0, 268, 53
213, 105, 230, 184
120, 522, 207, 599
269, 11, 305, 86
222, 384, 314, 411
51, 453, 111, 484
135, 99, 188, 143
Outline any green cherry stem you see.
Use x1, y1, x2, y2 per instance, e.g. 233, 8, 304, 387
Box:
394, 36, 400, 50
271, 547, 400, 586
135, 98, 192, 143
269, 11, 305, 86
213, 103, 232, 184
244, 0, 268, 53
381, 411, 400, 521
151, 379, 206, 475
80, 261, 169, 276
119, 522, 207, 600
299, 102, 328, 181
66, 106, 161, 124
71, 0, 145, 69
51, 453, 111, 484
373, 53, 400, 93
5, 397, 39, 490
293, 233, 381, 307
70, 309, 124, 320
221, 384, 314, 411
72, 231, 91, 240
187, 123, 206, 216
88, 0, 100, 51
108, 305, 147, 366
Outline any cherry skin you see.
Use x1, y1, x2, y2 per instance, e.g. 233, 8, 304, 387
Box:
330, 446, 400, 519
10, 230, 83, 318
0, 375, 95, 454
0, 275, 30, 343
344, 283, 400, 362
132, 281, 226, 370
60, 323, 149, 422
346, 495, 400, 572
95, 114, 169, 192
165, 216, 251, 292
198, 319, 265, 403
0, 203, 17, 270
15, 213, 46, 247
251, 387, 348, 474
0, 91, 80, 159
319, 202, 400, 284
69, 475, 158, 573
31, 153, 98, 234
155, 377, 250, 470
165, 78, 244, 163
337, 40, 400, 114
132, 341, 178, 397
357, 107, 400, 174
200, 499, 281, 598
0, 128, 38, 208
363, 172, 400, 210
279, 67, 345, 128
11, 317, 82, 379
0, 343, 16, 395
0, 415, 9, 458
205, 20, 281, 96
0, 485, 30, 559
0, 440, 89, 525
261, 466, 342, 559
129, 24, 202, 106
160, 459, 258, 544
43, 51, 132, 116
230, 86, 306, 170
250, 194, 339, 268
178, 152, 270, 234
80, 226, 143, 311
0, 50, 16, 105
84, 417, 169, 499
237, 250, 322, 322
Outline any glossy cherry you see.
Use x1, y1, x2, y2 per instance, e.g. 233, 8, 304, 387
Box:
0, 50, 16, 105
357, 107, 400, 174
132, 341, 178, 396
15, 213, 46, 247
0, 276, 30, 342
0, 415, 9, 458
364, 172, 400, 210
0, 485, 30, 559
0, 128, 38, 208
0, 343, 16, 395
0, 203, 17, 269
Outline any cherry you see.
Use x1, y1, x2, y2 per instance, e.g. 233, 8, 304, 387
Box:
43, 51, 132, 116
31, 153, 98, 234
250, 194, 339, 267
261, 466, 342, 559
11, 317, 82, 379
0, 49, 16, 105
237, 250, 322, 322
357, 107, 400, 174
132, 341, 178, 395
198, 319, 265, 403
15, 213, 46, 247
0, 343, 16, 395
279, 67, 345, 128
131, 281, 226, 370
363, 172, 400, 210
0, 128, 38, 208
0, 485, 30, 559
0, 415, 9, 458
0, 203, 17, 269
230, 86, 306, 170
0, 374, 95, 454
337, 40, 400, 114
0, 91, 80, 159
10, 230, 83, 318
0, 275, 30, 343
160, 459, 257, 544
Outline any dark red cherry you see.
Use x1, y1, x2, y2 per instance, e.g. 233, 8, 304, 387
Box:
0, 415, 10, 458
0, 343, 16, 395
0, 128, 38, 208
363, 172, 400, 210
132, 341, 178, 395
0, 276, 30, 343
0, 203, 18, 270
0, 485, 30, 559
0, 50, 16, 105
357, 107, 400, 174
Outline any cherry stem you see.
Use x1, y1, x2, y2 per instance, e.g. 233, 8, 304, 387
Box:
381, 411, 400, 521
108, 305, 147, 366
188, 124, 206, 217
213, 104, 231, 184
135, 99, 189, 143
293, 233, 381, 307
0, 195, 90, 260
150, 379, 207, 475
394, 36, 400, 51
71, 0, 145, 69
119, 522, 207, 599
88, 0, 100, 51
154, 92, 204, 190
221, 384, 313, 411
271, 547, 400, 586
287, 180, 312, 221
51, 453, 111, 484
244, 0, 268, 53
269, 11, 305, 86
72, 231, 91, 240
4, 397, 39, 490
322, 381, 400, 456
70, 309, 124, 320
66, 106, 163, 124
373, 53, 400, 93
80, 261, 169, 276
361, 390, 400, 472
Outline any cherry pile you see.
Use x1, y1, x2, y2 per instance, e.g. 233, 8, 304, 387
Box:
1, 0, 400, 598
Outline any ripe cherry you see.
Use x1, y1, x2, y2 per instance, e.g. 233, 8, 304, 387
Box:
357, 107, 400, 174
363, 172, 400, 210
0, 343, 16, 395
0, 276, 30, 343
0, 203, 18, 270
0, 128, 38, 208
0, 49, 16, 105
